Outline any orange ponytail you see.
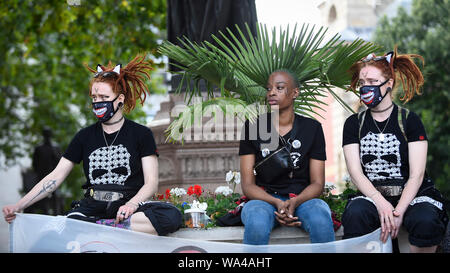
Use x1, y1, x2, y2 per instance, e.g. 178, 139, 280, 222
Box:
348, 45, 425, 103
86, 53, 154, 113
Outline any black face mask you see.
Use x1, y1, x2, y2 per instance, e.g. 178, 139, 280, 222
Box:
359, 79, 390, 108
92, 95, 120, 123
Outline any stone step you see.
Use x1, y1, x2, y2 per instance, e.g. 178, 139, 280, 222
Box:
167, 226, 344, 244
167, 225, 413, 252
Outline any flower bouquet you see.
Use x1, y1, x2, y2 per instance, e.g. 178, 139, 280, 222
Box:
153, 170, 245, 228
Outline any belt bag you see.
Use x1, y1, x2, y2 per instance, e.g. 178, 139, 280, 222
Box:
254, 137, 294, 185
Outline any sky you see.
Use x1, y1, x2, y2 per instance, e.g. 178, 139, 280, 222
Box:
255, 0, 324, 29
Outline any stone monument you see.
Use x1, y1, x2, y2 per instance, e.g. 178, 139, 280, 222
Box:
150, 0, 258, 194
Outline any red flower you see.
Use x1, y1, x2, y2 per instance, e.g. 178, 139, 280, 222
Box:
331, 211, 342, 231
157, 194, 164, 200
187, 185, 203, 197
165, 188, 171, 199
187, 186, 194, 196
194, 185, 202, 196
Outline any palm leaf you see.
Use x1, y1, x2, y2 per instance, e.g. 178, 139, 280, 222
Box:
165, 97, 261, 143
158, 23, 381, 142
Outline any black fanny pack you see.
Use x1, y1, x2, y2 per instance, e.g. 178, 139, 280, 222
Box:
254, 141, 294, 185
253, 115, 298, 186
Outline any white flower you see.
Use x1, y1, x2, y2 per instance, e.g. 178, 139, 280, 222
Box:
233, 172, 241, 184
225, 170, 234, 183
343, 174, 351, 183
215, 186, 233, 196
170, 187, 187, 197
191, 200, 207, 211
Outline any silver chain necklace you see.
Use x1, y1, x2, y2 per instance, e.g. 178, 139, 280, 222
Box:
371, 113, 391, 141
102, 122, 123, 158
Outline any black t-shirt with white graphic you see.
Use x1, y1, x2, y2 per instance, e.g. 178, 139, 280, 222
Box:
342, 104, 427, 183
63, 118, 158, 192
239, 113, 326, 195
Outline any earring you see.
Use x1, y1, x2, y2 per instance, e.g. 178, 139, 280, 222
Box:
386, 87, 392, 92
118, 102, 124, 108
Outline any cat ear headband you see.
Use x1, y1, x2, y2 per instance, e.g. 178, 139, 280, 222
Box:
360, 51, 395, 78
361, 51, 394, 64
94, 64, 121, 78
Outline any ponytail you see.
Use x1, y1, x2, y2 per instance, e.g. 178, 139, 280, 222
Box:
348, 45, 425, 103
391, 46, 425, 102
86, 53, 153, 113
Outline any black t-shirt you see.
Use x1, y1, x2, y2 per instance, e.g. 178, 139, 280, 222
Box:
63, 118, 158, 192
342, 104, 427, 183
239, 113, 326, 195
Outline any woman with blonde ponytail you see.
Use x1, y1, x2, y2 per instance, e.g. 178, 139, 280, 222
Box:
3, 54, 182, 236
341, 47, 448, 252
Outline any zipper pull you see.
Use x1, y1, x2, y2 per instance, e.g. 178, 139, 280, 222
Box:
289, 171, 293, 179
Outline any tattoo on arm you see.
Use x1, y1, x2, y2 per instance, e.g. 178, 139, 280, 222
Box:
43, 179, 57, 193
25, 180, 57, 207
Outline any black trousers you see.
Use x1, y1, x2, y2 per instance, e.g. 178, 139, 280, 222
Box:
342, 196, 447, 248
66, 198, 183, 236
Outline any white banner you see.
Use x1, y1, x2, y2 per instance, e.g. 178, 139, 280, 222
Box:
10, 213, 391, 253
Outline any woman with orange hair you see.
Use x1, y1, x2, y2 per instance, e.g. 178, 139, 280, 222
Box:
3, 54, 182, 236
341, 47, 448, 252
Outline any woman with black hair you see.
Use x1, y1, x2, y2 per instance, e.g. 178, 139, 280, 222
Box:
239, 69, 335, 245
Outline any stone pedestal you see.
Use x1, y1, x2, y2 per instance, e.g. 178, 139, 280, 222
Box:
167, 226, 411, 252
148, 92, 243, 194
168, 226, 344, 245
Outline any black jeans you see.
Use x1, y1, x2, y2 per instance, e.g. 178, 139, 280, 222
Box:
342, 196, 447, 248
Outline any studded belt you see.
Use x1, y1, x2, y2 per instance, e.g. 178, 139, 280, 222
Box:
375, 185, 403, 197
89, 189, 124, 202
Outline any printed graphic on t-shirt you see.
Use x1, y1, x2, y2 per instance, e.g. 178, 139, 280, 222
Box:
88, 144, 131, 186
290, 152, 301, 168
360, 131, 402, 181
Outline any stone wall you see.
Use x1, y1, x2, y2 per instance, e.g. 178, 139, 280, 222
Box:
148, 93, 243, 194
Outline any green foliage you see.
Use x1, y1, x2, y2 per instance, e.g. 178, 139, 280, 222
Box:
157, 184, 242, 228
206, 192, 241, 222
320, 182, 358, 221
373, 0, 450, 198
158, 23, 381, 142
0, 0, 167, 207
